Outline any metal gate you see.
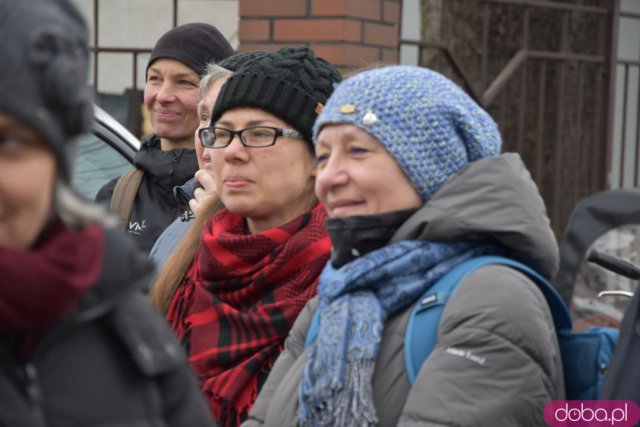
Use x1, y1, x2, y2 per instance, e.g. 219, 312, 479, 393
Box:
88, 0, 634, 235
88, 0, 180, 136
400, 0, 622, 235
612, 7, 640, 190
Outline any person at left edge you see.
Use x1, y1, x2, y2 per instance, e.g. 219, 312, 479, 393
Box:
0, 1, 218, 426
96, 22, 234, 254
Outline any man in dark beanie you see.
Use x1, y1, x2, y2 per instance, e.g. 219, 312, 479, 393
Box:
96, 22, 233, 254
0, 1, 219, 426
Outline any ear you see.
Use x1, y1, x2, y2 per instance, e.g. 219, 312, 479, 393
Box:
305, 147, 318, 178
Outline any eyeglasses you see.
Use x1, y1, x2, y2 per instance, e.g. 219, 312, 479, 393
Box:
198, 126, 303, 148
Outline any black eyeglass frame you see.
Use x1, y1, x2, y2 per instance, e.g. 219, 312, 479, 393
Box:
198, 125, 303, 149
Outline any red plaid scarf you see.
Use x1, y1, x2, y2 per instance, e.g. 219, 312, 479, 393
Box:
166, 204, 330, 426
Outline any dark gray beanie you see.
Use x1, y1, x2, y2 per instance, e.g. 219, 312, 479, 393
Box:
146, 23, 234, 77
0, 0, 94, 183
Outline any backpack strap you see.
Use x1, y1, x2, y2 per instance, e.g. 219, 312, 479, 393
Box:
404, 255, 571, 384
304, 307, 320, 349
109, 169, 144, 231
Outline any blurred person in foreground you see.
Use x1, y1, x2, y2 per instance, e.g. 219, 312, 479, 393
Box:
0, 1, 217, 426
244, 65, 563, 427
149, 47, 341, 426
96, 22, 233, 254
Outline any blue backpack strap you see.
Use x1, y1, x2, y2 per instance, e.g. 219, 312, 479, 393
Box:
304, 308, 320, 349
404, 255, 571, 384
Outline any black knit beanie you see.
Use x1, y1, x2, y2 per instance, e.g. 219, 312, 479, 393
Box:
0, 0, 93, 183
210, 47, 342, 143
146, 23, 234, 77
218, 51, 269, 72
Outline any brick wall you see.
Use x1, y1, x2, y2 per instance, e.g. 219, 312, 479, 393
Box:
238, 0, 401, 69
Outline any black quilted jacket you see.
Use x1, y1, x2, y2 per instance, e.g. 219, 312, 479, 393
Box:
0, 228, 216, 427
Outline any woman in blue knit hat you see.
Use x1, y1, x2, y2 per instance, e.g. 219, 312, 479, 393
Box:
244, 66, 563, 427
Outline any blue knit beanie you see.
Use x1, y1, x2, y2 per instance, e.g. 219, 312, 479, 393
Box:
313, 65, 502, 200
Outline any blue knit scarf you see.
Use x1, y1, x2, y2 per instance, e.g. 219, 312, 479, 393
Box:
297, 239, 500, 427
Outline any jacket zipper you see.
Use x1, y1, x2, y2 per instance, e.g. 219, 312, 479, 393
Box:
21, 362, 47, 426
11, 298, 117, 426
0, 341, 46, 426
168, 151, 184, 176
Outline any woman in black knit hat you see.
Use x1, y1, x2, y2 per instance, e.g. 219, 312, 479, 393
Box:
150, 46, 341, 427
0, 1, 217, 426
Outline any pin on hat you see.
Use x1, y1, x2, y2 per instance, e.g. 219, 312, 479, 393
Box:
362, 110, 378, 126
339, 104, 357, 114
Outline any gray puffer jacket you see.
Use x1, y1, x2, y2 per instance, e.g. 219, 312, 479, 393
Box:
243, 153, 563, 427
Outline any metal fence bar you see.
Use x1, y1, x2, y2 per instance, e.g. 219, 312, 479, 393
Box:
516, 66, 526, 154
499, 89, 507, 138
93, 0, 99, 93
173, 0, 178, 27
620, 64, 629, 187
552, 11, 569, 235
527, 50, 605, 63
399, 40, 483, 103
516, 7, 530, 154
592, 68, 603, 193
602, 0, 621, 191
535, 60, 546, 186
636, 33, 640, 187
620, 11, 640, 19
481, 2, 490, 89
575, 63, 584, 204
636, 63, 640, 186
618, 59, 640, 67
484, 0, 607, 15
130, 52, 141, 137
483, 50, 527, 106
594, 10, 607, 193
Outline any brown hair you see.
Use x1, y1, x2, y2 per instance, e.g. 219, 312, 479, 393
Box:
149, 196, 224, 314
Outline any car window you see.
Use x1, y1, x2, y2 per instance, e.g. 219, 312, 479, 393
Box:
72, 132, 133, 200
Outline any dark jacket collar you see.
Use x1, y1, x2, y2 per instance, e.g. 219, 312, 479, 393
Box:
173, 177, 199, 211
326, 209, 418, 268
133, 134, 198, 194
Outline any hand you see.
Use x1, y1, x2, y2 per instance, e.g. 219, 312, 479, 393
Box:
189, 169, 218, 218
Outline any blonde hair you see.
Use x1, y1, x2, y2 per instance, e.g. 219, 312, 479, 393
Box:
149, 196, 223, 313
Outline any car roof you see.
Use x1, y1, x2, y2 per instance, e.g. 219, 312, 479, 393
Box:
93, 103, 141, 151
